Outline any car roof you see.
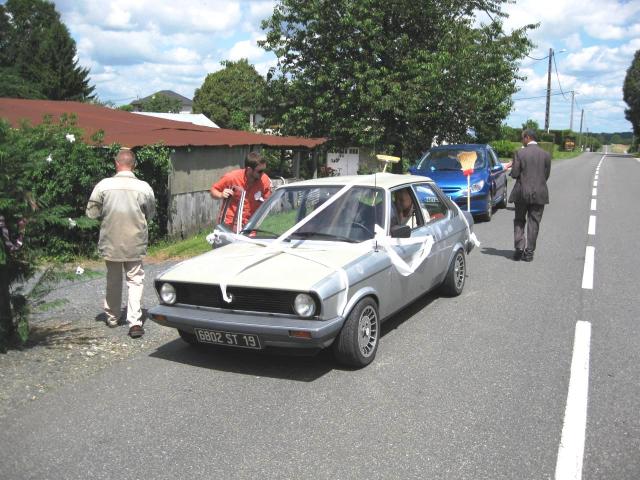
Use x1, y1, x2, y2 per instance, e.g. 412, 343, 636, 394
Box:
281, 173, 434, 190
283, 173, 434, 189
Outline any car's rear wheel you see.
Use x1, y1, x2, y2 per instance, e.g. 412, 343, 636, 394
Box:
178, 329, 199, 345
498, 183, 508, 209
440, 249, 466, 297
333, 297, 379, 368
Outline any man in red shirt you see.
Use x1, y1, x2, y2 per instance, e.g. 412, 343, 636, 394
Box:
210, 152, 272, 228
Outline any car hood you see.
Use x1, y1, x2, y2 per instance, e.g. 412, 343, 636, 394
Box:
158, 241, 369, 291
414, 169, 486, 187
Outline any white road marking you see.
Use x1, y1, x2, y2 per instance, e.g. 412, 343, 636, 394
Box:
593, 181, 597, 187
594, 175, 598, 180
555, 321, 592, 480
588, 216, 596, 235
590, 199, 596, 211
581, 246, 595, 290
592, 188, 597, 196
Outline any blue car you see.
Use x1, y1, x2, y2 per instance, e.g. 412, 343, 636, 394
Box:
409, 144, 508, 221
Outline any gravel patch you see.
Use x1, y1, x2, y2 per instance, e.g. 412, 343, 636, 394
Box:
0, 259, 181, 419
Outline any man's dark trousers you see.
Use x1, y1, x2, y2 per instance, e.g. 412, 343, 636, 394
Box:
514, 202, 544, 251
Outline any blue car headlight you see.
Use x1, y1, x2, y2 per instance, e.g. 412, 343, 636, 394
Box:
459, 179, 485, 195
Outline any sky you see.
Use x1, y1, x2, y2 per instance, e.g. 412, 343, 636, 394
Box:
34, 1, 640, 133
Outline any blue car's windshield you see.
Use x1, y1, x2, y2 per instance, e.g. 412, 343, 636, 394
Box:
416, 148, 486, 172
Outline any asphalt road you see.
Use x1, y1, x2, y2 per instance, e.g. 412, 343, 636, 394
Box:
1, 152, 638, 480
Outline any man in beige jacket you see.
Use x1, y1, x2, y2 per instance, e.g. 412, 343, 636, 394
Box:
86, 149, 155, 338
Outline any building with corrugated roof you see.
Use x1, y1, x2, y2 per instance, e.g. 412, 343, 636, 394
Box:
0, 98, 327, 236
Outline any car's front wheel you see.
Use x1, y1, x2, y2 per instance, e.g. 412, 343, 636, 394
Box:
497, 183, 508, 208
480, 192, 493, 221
333, 297, 379, 368
440, 249, 466, 296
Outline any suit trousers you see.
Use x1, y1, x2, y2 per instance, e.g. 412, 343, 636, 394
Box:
513, 203, 545, 251
104, 260, 145, 327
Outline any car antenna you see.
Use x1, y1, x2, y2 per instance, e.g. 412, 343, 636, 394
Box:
374, 171, 379, 252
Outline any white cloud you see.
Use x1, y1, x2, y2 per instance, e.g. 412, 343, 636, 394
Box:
564, 33, 582, 51
228, 38, 266, 61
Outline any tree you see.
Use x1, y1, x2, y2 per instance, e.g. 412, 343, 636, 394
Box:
0, 0, 94, 100
521, 119, 540, 133
193, 59, 266, 130
623, 49, 640, 149
259, 0, 534, 159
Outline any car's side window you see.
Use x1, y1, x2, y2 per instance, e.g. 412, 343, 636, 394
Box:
413, 184, 449, 223
390, 187, 423, 230
488, 148, 499, 167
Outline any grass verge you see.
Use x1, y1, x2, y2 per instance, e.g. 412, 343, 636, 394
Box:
146, 230, 212, 261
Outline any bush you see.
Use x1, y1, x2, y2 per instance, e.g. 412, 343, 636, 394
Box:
538, 141, 554, 158
0, 115, 171, 348
489, 140, 520, 158
0, 115, 171, 260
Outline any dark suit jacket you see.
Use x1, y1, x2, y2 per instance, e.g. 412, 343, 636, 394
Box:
508, 143, 551, 205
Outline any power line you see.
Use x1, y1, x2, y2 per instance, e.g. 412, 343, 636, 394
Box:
553, 53, 569, 100
513, 91, 568, 101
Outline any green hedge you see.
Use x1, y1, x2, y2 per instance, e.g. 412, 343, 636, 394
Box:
0, 115, 171, 261
538, 141, 554, 158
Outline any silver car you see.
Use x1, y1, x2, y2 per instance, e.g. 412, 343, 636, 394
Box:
149, 173, 476, 368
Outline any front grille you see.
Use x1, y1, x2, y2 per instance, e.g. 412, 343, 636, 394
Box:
157, 281, 317, 316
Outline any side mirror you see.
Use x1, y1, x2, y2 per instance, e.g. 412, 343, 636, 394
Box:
390, 224, 411, 238
212, 223, 232, 248
492, 164, 504, 172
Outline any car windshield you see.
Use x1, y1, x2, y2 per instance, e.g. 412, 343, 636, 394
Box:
416, 148, 486, 171
242, 185, 385, 242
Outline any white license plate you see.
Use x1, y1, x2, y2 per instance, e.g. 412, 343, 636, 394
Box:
194, 328, 262, 349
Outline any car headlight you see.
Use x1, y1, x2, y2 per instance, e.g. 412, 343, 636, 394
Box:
460, 179, 485, 195
294, 293, 316, 317
160, 283, 177, 304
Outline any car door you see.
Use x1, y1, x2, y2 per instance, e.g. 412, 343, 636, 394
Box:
487, 147, 506, 199
387, 186, 431, 311
387, 184, 450, 311
412, 183, 453, 280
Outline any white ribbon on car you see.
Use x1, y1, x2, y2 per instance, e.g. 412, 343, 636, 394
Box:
206, 178, 472, 316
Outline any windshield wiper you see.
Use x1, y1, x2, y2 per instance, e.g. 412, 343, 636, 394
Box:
434, 167, 461, 171
240, 228, 279, 238
289, 231, 358, 243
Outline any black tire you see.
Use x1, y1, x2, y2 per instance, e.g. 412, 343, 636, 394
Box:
498, 183, 508, 209
333, 297, 379, 368
178, 329, 199, 345
440, 249, 466, 297
480, 192, 493, 221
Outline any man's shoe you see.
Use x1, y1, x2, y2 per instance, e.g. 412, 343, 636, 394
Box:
522, 249, 534, 262
513, 249, 523, 261
105, 316, 118, 328
129, 325, 145, 338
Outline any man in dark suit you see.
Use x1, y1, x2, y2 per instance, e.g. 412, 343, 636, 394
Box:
508, 129, 551, 262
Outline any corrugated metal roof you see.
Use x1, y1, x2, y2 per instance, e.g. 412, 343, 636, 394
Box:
0, 98, 327, 149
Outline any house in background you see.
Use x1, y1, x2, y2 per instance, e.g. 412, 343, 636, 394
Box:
0, 98, 326, 237
130, 90, 193, 113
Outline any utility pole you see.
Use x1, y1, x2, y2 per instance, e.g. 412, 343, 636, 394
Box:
570, 90, 575, 131
578, 109, 584, 150
544, 47, 553, 133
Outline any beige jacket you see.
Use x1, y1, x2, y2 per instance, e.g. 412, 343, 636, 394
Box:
86, 171, 156, 261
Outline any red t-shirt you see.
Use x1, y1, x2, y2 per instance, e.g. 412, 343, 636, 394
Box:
212, 168, 272, 226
